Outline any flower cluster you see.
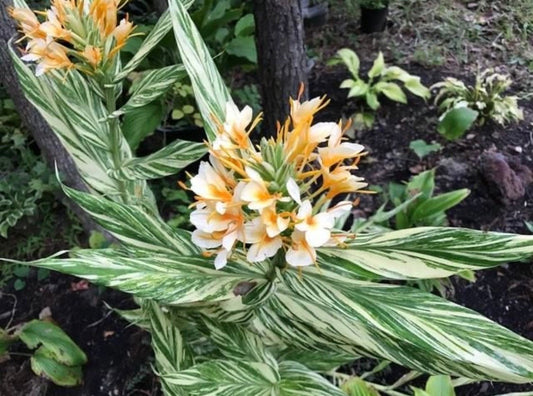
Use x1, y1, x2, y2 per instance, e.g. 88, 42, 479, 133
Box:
10, 0, 135, 76
188, 96, 367, 269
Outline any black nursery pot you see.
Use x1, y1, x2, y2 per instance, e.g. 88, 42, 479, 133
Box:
360, 6, 388, 33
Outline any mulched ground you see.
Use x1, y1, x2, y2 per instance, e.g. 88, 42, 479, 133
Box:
1, 2, 533, 395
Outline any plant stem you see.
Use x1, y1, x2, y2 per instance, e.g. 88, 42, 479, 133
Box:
104, 82, 129, 204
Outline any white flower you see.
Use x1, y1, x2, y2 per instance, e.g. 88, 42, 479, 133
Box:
244, 218, 283, 262
286, 178, 301, 204
190, 162, 232, 206
295, 200, 335, 247
260, 205, 290, 237
286, 230, 316, 267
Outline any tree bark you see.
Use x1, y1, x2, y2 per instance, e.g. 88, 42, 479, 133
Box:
0, 0, 107, 236
253, 0, 309, 137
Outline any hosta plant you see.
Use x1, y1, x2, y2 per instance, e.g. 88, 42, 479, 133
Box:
5, 0, 533, 394
432, 69, 524, 140
331, 49, 430, 127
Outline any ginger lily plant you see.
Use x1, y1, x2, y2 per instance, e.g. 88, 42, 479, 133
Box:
5, 0, 533, 394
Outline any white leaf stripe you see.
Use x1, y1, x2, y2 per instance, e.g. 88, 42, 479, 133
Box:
62, 185, 196, 255
169, 0, 233, 141
255, 272, 533, 383
115, 0, 195, 81
278, 361, 346, 396
319, 227, 533, 280
112, 139, 207, 180
116, 65, 187, 117
23, 249, 267, 305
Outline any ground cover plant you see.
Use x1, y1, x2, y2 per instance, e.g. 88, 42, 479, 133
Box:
1, 0, 532, 394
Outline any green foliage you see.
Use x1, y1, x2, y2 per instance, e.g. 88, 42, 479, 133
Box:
1, 319, 86, 387
409, 139, 442, 159
191, 0, 257, 66
386, 169, 470, 229
432, 69, 524, 133
169, 82, 204, 129
331, 49, 430, 126
358, 0, 389, 9
412, 375, 455, 396
436, 107, 479, 140
0, 127, 55, 239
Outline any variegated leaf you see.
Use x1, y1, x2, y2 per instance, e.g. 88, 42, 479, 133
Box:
163, 359, 345, 396
169, 0, 233, 141
111, 139, 206, 180
115, 0, 195, 81
276, 348, 357, 372
200, 317, 276, 365
144, 300, 192, 395
62, 185, 195, 255
318, 227, 533, 280
115, 65, 186, 117
255, 271, 533, 383
9, 44, 124, 195
15, 248, 267, 305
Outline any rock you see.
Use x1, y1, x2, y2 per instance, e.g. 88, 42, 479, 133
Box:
438, 157, 469, 178
479, 152, 533, 202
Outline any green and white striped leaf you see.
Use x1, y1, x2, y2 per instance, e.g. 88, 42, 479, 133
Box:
115, 0, 195, 81
318, 227, 533, 280
9, 44, 125, 195
115, 65, 186, 117
62, 185, 196, 255
200, 317, 275, 364
276, 348, 357, 372
145, 300, 192, 395
255, 271, 533, 383
16, 248, 266, 305
342, 377, 380, 396
163, 359, 345, 396
169, 0, 233, 141
111, 139, 206, 180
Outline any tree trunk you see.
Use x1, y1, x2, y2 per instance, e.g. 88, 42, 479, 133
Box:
253, 0, 309, 137
0, 0, 108, 237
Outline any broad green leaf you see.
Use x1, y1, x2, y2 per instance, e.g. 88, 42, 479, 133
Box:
169, 0, 233, 141
365, 91, 380, 110
319, 227, 533, 280
413, 389, 432, 396
375, 82, 407, 104
122, 101, 166, 151
115, 0, 195, 81
62, 185, 196, 255
342, 377, 380, 396
368, 52, 385, 79
256, 272, 533, 383
404, 77, 431, 99
425, 375, 455, 396
19, 320, 87, 367
407, 169, 435, 199
163, 359, 345, 396
437, 107, 478, 140
226, 36, 258, 63
113, 139, 207, 180
116, 65, 186, 116
30, 347, 83, 387
18, 249, 267, 305
348, 80, 369, 98
411, 189, 470, 223
409, 139, 442, 159
382, 65, 411, 82
336, 48, 360, 77
234, 14, 255, 37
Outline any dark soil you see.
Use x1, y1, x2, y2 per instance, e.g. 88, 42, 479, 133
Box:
2, 3, 533, 396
